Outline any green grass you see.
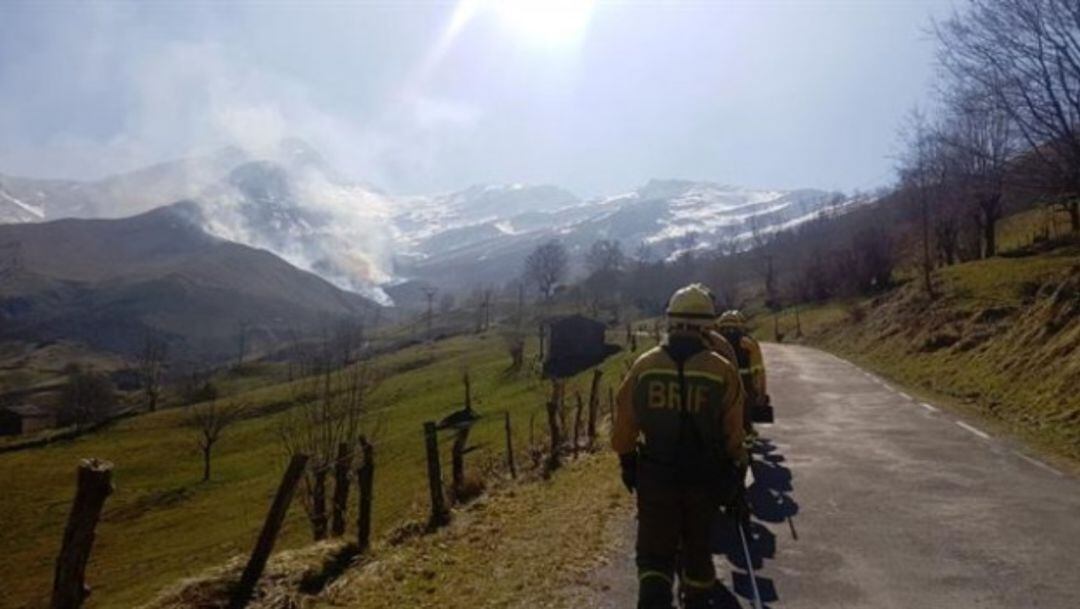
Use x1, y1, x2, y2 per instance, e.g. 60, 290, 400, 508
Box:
937, 245, 1080, 309
996, 206, 1075, 252
0, 328, 639, 609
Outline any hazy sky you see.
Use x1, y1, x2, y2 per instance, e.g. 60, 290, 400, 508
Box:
0, 0, 954, 196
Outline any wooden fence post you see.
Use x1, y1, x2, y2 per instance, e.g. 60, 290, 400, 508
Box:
529, 412, 540, 469
331, 442, 352, 537
546, 380, 563, 471
573, 392, 584, 458
230, 453, 308, 609
356, 437, 374, 553
310, 466, 328, 541
504, 411, 517, 479
51, 459, 113, 609
423, 422, 449, 528
587, 369, 602, 448
450, 425, 471, 500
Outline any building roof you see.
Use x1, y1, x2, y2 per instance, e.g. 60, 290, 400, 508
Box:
550, 314, 605, 328
1, 404, 53, 418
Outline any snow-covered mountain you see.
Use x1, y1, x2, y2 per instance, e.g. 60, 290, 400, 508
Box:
0, 179, 46, 223
393, 179, 855, 290
0, 141, 397, 303
0, 142, 866, 300
0, 147, 249, 221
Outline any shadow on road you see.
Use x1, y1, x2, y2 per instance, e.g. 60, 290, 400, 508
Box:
709, 437, 797, 608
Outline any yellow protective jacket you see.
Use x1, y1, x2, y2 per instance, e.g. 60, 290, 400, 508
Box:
612, 341, 746, 467
704, 329, 738, 367
717, 329, 767, 405
744, 335, 767, 401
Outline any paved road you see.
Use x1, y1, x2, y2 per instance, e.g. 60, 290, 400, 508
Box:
587, 343, 1080, 608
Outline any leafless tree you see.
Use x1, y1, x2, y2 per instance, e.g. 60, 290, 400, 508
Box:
332, 316, 366, 368
676, 231, 700, 274
184, 394, 242, 482
938, 89, 1016, 257
935, 212, 963, 265
898, 108, 945, 297
705, 253, 740, 311
634, 242, 656, 265
503, 331, 526, 370
278, 360, 377, 540
851, 226, 897, 292
59, 366, 117, 430
524, 239, 568, 300
585, 239, 625, 274
748, 215, 769, 251
136, 333, 167, 412
466, 286, 494, 332
937, 0, 1080, 230
583, 240, 625, 317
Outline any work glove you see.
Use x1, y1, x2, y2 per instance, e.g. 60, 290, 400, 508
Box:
619, 452, 637, 494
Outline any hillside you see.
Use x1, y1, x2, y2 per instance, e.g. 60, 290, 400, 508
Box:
0, 323, 635, 609
0, 202, 374, 362
765, 240, 1080, 465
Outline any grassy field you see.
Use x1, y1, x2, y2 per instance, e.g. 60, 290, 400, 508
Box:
0, 328, 644, 609
758, 238, 1080, 468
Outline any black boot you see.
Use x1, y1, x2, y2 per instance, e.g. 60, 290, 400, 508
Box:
638, 574, 676, 609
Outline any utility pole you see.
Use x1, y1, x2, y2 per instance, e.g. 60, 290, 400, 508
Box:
423, 287, 437, 340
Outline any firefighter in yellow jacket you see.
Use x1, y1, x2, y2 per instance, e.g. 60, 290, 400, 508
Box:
612, 285, 747, 609
717, 309, 767, 433
685, 284, 739, 366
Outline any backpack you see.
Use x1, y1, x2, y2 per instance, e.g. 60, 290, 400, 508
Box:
661, 344, 740, 500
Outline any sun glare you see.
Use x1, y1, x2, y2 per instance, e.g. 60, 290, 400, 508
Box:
490, 0, 597, 48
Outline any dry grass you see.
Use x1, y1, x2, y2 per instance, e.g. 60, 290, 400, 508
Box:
141, 451, 633, 609
315, 452, 631, 609
778, 243, 1080, 467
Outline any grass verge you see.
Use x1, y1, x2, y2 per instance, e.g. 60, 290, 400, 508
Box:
757, 243, 1080, 471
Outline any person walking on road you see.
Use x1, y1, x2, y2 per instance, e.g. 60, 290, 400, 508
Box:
612, 284, 748, 609
717, 310, 767, 435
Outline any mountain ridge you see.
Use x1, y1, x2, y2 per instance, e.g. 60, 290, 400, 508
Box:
0, 142, 865, 297
0, 202, 375, 362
